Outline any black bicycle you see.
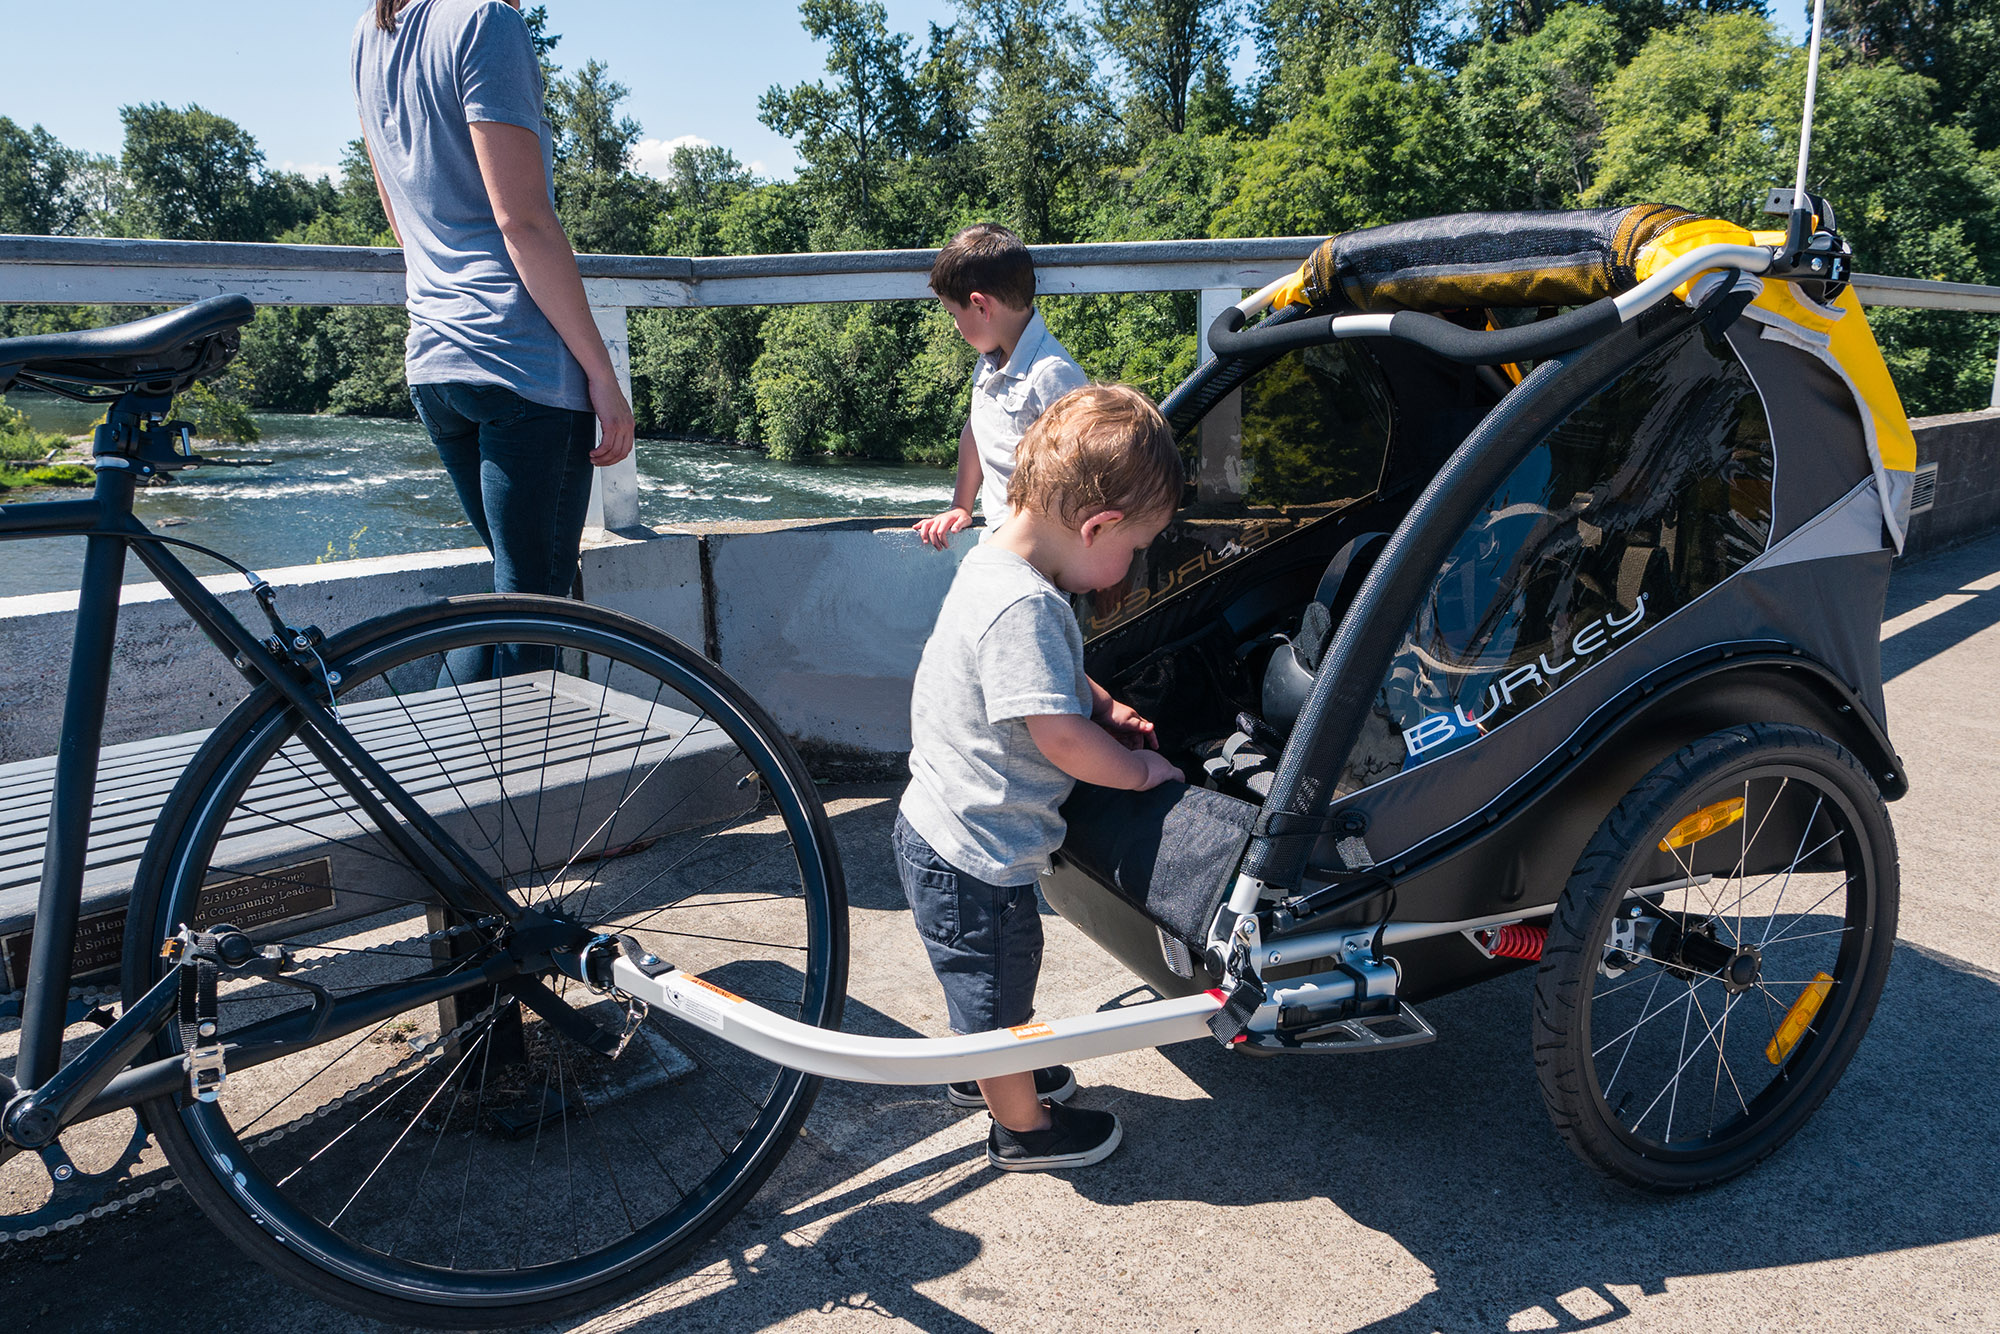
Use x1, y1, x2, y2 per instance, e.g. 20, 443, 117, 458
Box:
0, 296, 848, 1325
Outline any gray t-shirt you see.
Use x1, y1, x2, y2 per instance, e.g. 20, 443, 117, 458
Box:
900, 545, 1091, 885
351, 0, 589, 411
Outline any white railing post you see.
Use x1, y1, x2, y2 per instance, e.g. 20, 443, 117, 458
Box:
586, 304, 640, 533
1195, 286, 1244, 506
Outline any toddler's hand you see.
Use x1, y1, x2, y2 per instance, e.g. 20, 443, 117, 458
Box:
1095, 698, 1158, 750
915, 506, 971, 550
1129, 749, 1183, 791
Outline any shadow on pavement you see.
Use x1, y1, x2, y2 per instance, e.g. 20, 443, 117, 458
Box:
1056, 941, 2000, 1331
1884, 533, 2000, 679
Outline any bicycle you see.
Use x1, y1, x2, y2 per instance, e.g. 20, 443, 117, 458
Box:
0, 295, 849, 1326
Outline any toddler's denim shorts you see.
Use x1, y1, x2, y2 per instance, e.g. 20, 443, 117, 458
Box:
892, 812, 1045, 1035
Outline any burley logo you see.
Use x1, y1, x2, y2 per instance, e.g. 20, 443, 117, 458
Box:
1402, 596, 1648, 762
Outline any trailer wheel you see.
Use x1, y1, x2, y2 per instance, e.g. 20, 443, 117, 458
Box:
1533, 722, 1898, 1192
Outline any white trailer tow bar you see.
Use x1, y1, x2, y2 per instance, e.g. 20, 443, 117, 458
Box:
604, 953, 1226, 1086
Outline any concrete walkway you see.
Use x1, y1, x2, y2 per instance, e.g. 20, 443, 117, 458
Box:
10, 534, 2000, 1333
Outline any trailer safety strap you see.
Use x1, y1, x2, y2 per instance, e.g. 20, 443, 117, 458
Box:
1206, 972, 1266, 1045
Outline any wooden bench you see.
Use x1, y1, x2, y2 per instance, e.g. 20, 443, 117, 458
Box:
0, 671, 752, 992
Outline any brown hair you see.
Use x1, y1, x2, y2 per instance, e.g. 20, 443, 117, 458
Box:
929, 223, 1035, 310
1008, 384, 1182, 527
375, 0, 407, 32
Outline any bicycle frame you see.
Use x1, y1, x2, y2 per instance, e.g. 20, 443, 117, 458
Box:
0, 397, 533, 1153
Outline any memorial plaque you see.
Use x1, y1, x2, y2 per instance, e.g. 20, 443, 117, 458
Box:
1, 857, 335, 992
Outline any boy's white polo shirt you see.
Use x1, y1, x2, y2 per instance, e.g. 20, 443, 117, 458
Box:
970, 308, 1088, 534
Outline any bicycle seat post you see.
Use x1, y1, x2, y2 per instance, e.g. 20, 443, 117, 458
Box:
11, 398, 151, 1091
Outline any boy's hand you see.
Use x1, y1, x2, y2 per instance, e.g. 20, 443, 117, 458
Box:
915, 506, 972, 550
1094, 698, 1159, 750
1130, 749, 1183, 791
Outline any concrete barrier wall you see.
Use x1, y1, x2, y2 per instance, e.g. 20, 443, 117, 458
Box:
0, 408, 1993, 770
1903, 408, 2000, 563
0, 534, 704, 764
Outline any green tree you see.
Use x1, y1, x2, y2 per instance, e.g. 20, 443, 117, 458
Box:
1215, 55, 1465, 237
1589, 12, 2000, 413
958, 0, 1114, 243
1250, 0, 1452, 121
1829, 0, 2000, 149
116, 103, 316, 242
0, 119, 86, 235
550, 60, 662, 254
1455, 4, 1620, 209
760, 0, 926, 240
1096, 0, 1242, 139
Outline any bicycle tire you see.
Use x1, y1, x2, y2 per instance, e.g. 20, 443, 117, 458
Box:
1533, 722, 1898, 1192
120, 594, 848, 1326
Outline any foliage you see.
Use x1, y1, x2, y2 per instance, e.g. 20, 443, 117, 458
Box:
1214, 56, 1465, 237
0, 118, 87, 236
1095, 0, 1242, 138
116, 103, 329, 242
10, 0, 2000, 449
172, 375, 260, 444
0, 402, 87, 489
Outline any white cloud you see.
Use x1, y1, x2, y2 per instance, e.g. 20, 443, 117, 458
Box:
279, 161, 338, 181
628, 135, 712, 179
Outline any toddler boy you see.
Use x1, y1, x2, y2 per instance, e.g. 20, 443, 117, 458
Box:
915, 223, 1089, 548
896, 384, 1184, 1170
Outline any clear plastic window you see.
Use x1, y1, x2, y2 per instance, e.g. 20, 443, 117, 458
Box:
1342, 325, 1775, 790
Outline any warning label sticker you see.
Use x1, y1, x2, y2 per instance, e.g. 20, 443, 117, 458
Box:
1009, 1022, 1054, 1040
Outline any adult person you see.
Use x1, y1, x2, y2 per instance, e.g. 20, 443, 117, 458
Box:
352, 0, 633, 676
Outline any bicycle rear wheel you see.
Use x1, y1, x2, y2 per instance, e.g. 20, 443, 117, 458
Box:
120, 595, 846, 1326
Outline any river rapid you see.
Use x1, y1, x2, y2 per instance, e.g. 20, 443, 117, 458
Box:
0, 396, 954, 598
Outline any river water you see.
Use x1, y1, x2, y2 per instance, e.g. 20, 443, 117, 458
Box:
0, 396, 954, 598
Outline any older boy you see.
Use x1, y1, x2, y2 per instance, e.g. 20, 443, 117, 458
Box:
896, 384, 1184, 1170
915, 223, 1089, 548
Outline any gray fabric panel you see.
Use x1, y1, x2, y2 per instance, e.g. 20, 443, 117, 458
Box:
1058, 781, 1256, 948
1747, 477, 1888, 572
1727, 327, 1874, 543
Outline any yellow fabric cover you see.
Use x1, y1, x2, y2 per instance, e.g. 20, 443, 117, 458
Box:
1634, 219, 1917, 474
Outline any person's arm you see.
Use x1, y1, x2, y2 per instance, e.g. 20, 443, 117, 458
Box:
362, 139, 404, 248
916, 420, 980, 549
467, 120, 634, 467
1025, 713, 1180, 790
1086, 675, 1159, 750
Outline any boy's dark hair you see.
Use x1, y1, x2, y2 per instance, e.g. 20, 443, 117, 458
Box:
1009, 384, 1182, 527
929, 223, 1035, 310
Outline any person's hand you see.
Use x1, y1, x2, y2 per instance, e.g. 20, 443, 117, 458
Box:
1094, 698, 1159, 750
1129, 749, 1183, 791
588, 373, 635, 467
914, 506, 972, 550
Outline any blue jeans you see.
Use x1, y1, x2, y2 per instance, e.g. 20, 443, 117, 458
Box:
893, 813, 1045, 1035
411, 382, 595, 681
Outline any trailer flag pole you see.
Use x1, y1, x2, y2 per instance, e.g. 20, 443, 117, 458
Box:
1786, 0, 1829, 263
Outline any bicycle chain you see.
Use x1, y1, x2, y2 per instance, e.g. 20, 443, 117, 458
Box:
1, 921, 502, 1245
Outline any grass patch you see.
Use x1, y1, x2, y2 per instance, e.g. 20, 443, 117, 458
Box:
0, 462, 93, 491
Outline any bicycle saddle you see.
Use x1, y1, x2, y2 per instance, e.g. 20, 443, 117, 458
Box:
0, 293, 255, 396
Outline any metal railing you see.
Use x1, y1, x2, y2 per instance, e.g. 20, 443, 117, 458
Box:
3, 233, 1997, 527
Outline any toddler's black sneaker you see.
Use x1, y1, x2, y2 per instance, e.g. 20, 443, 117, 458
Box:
987, 1099, 1123, 1171
946, 1065, 1076, 1109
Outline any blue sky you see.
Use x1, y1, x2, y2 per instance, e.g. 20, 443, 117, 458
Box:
0, 1, 966, 182
2, 2, 1807, 185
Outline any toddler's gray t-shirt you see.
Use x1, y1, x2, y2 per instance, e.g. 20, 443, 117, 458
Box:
351, 0, 588, 411
900, 545, 1091, 885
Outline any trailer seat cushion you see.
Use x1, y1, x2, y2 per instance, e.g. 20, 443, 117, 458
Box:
1057, 781, 1257, 949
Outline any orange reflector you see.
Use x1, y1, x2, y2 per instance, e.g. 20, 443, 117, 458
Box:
1765, 972, 1834, 1065
1658, 796, 1747, 851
